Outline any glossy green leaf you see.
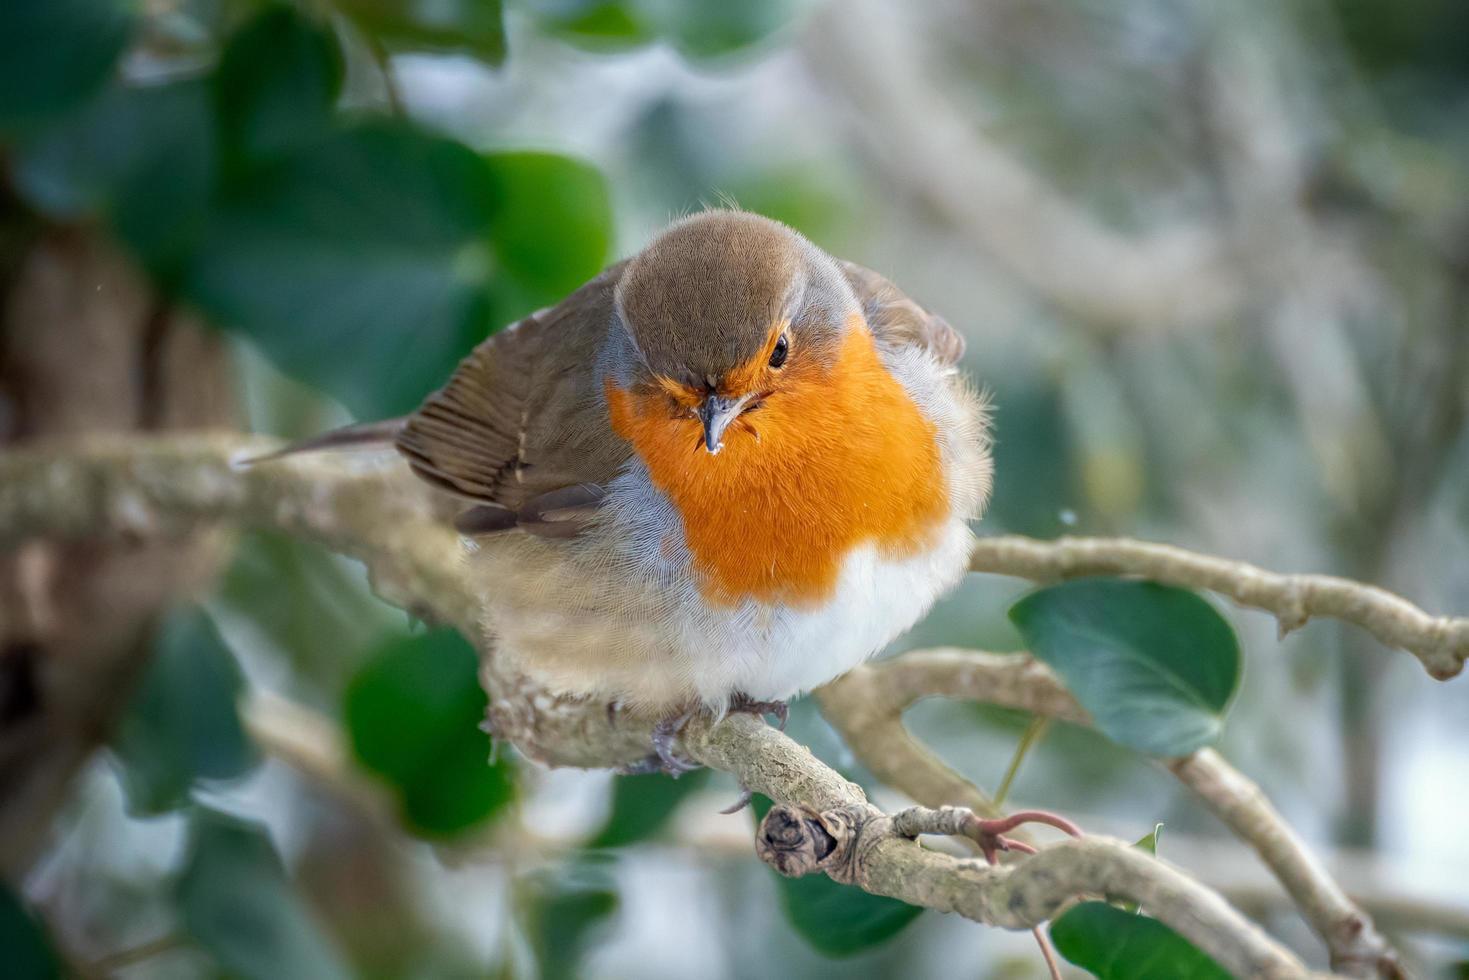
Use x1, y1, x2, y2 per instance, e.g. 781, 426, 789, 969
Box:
1009, 579, 1241, 756
590, 768, 711, 848
184, 121, 498, 418
111, 608, 259, 815
215, 4, 344, 167
11, 79, 217, 276
0, 0, 137, 133
1050, 901, 1230, 980
344, 629, 515, 835
751, 795, 922, 956
0, 884, 59, 980
178, 808, 351, 980
337, 0, 506, 63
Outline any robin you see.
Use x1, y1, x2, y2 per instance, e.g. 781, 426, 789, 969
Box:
281, 210, 991, 772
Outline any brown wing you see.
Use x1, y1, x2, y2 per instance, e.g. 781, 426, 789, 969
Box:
395, 263, 632, 532
840, 260, 965, 365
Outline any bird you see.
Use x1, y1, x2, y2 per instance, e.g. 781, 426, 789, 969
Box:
280, 210, 991, 773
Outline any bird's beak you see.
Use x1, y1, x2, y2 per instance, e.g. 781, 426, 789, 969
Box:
696, 394, 744, 455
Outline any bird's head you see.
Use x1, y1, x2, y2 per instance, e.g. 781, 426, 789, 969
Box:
612, 210, 860, 455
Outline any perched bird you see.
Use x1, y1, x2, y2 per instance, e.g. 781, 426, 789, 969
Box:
293, 210, 990, 770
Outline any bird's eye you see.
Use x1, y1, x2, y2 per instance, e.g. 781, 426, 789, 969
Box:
769, 334, 789, 369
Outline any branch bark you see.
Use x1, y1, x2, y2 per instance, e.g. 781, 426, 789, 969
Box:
968, 535, 1468, 681
2, 433, 1430, 978
819, 649, 1405, 978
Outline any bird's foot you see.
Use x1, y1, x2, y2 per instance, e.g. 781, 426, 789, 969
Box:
619, 706, 701, 778
727, 692, 789, 731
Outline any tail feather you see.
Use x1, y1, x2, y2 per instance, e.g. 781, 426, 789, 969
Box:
241, 417, 407, 465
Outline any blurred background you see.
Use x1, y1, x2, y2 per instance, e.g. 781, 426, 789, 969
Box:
2, 0, 1468, 977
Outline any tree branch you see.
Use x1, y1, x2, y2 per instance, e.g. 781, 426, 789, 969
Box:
819, 649, 1404, 978
0, 434, 1396, 978
968, 535, 1468, 681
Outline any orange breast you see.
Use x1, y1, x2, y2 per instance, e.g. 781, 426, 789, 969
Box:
606, 322, 950, 606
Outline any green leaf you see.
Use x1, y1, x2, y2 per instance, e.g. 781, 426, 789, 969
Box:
11, 79, 217, 276
215, 4, 344, 168
111, 608, 259, 815
482, 152, 614, 308
526, 864, 619, 980
1050, 901, 1230, 980
337, 0, 506, 63
750, 795, 922, 957
0, 0, 137, 134
590, 768, 711, 848
521, 0, 655, 50
644, 0, 796, 59
1121, 823, 1164, 913
184, 121, 498, 418
185, 125, 612, 419
1009, 579, 1241, 756
177, 808, 351, 980
344, 629, 515, 835
217, 531, 404, 695
0, 884, 59, 980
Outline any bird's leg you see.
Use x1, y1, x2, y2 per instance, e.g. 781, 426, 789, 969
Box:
727, 692, 789, 731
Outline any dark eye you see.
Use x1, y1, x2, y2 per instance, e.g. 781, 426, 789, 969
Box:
769, 334, 789, 369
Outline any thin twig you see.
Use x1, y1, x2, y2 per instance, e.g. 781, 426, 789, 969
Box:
968, 535, 1468, 681
994, 715, 1051, 810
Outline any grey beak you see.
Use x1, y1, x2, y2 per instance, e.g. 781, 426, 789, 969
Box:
697, 394, 742, 454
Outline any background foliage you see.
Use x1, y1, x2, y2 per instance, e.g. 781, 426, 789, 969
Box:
2, 0, 1468, 977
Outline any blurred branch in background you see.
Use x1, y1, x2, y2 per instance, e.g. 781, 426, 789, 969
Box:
801, 0, 1242, 333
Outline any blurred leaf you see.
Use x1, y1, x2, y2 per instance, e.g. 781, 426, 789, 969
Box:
337, 0, 506, 63
1332, 0, 1469, 87
184, 121, 497, 417
111, 608, 258, 815
751, 795, 922, 957
178, 808, 351, 980
11, 79, 217, 276
216, 4, 344, 168
985, 373, 1086, 537
590, 767, 711, 848
521, 0, 655, 50
184, 124, 611, 419
218, 531, 403, 695
0, 884, 59, 980
526, 865, 619, 980
641, 0, 795, 59
0, 0, 137, 134
1009, 579, 1240, 756
482, 152, 614, 306
1050, 901, 1229, 980
344, 629, 514, 835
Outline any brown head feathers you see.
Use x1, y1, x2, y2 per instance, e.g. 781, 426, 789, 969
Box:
613, 210, 856, 393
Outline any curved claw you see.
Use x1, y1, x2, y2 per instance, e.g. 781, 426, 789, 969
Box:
728, 693, 789, 731
651, 707, 701, 778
